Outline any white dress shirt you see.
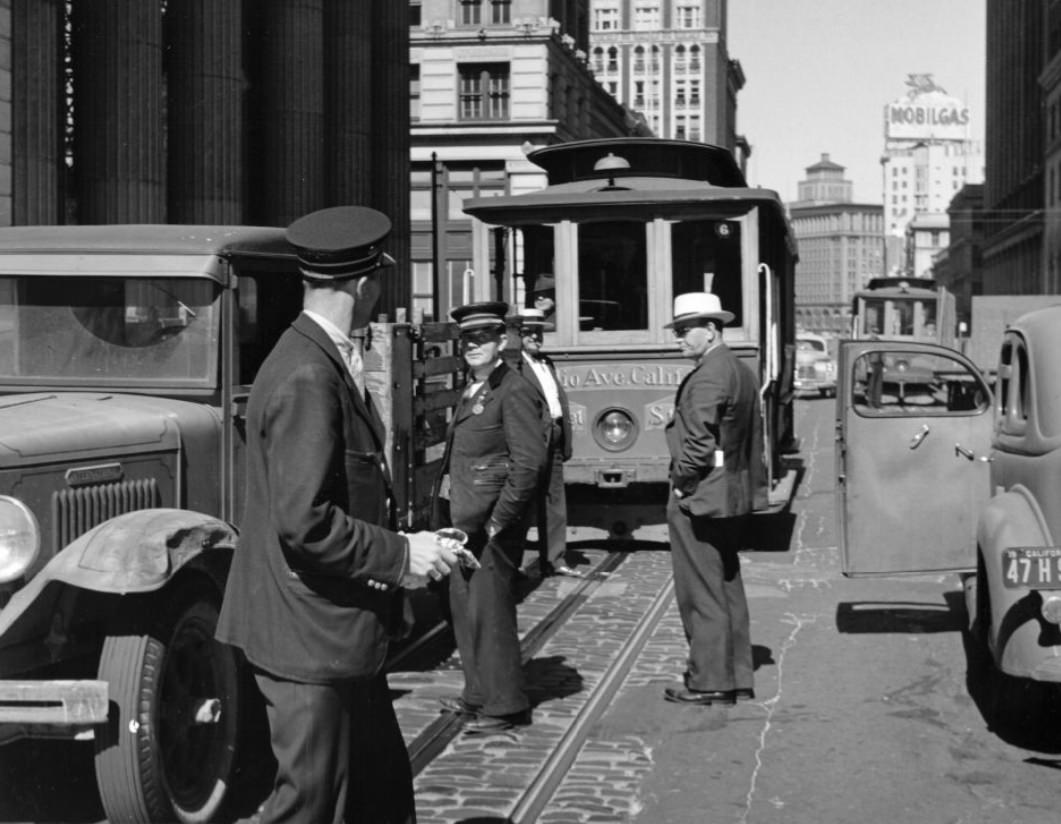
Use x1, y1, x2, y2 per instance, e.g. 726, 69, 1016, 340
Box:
523, 351, 563, 419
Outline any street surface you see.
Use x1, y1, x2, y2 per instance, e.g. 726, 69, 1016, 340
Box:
3, 396, 1061, 823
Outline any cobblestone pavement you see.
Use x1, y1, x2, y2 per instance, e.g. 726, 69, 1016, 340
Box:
393, 548, 676, 823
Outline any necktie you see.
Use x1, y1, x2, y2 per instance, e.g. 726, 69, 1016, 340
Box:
339, 338, 366, 396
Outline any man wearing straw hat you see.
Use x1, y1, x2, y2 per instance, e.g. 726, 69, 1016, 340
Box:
661, 291, 765, 707
512, 306, 581, 577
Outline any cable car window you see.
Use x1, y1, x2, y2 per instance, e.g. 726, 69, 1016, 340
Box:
670, 219, 743, 327
517, 225, 556, 330
851, 350, 988, 417
577, 221, 647, 331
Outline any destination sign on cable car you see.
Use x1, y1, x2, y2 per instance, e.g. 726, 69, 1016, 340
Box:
1002, 547, 1061, 589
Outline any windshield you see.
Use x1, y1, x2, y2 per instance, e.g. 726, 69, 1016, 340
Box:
0, 276, 219, 387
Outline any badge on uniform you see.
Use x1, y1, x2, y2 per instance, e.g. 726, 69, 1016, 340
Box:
472, 402, 484, 415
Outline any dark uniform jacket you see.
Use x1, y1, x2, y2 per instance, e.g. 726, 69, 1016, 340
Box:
665, 343, 768, 518
216, 313, 407, 684
513, 351, 573, 461
434, 362, 547, 538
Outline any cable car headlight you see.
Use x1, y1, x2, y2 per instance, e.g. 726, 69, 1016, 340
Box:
593, 408, 637, 452
0, 496, 40, 584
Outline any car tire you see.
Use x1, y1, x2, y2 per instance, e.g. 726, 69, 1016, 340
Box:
94, 593, 241, 824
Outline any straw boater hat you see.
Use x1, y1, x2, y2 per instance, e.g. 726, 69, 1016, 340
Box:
664, 292, 735, 328
516, 307, 547, 327
286, 205, 396, 281
450, 300, 509, 331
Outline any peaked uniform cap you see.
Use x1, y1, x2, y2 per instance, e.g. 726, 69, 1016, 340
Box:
664, 292, 735, 328
286, 205, 396, 281
451, 300, 510, 331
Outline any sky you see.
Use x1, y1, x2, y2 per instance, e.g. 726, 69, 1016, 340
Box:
727, 0, 986, 205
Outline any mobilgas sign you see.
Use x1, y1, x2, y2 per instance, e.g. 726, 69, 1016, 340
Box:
885, 91, 970, 141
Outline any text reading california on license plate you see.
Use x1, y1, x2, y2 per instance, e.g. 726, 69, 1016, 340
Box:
1003, 547, 1061, 589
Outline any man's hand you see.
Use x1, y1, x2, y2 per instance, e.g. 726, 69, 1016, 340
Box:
400, 530, 458, 589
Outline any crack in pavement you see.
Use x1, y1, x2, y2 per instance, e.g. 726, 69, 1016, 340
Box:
739, 611, 819, 824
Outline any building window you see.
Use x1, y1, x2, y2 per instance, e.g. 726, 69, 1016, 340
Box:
675, 114, 686, 140
634, 46, 645, 73
490, 0, 510, 24
593, 4, 619, 30
410, 64, 420, 122
676, 3, 701, 28
410, 1, 421, 27
460, 0, 482, 26
459, 63, 509, 120
607, 46, 618, 72
674, 44, 686, 72
634, 2, 660, 30
592, 47, 605, 74
689, 44, 700, 70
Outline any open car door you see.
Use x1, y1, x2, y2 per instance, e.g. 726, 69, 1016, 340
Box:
837, 341, 994, 575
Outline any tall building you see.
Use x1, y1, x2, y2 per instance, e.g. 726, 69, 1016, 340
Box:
410, 0, 646, 320
588, 0, 744, 155
788, 155, 884, 335
880, 74, 983, 277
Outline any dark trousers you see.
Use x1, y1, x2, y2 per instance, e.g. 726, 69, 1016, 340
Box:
666, 496, 754, 693
449, 533, 529, 717
537, 423, 567, 566
253, 669, 415, 824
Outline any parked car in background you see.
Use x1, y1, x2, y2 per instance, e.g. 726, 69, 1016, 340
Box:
794, 331, 837, 397
837, 305, 1061, 726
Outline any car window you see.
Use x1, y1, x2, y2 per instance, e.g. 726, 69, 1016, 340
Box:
851, 350, 989, 417
0, 276, 219, 387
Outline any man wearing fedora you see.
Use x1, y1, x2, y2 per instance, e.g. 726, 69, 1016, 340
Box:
432, 300, 546, 733
216, 206, 459, 824
662, 291, 766, 707
512, 306, 580, 577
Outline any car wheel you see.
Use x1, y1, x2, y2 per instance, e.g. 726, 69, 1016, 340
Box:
94, 594, 241, 824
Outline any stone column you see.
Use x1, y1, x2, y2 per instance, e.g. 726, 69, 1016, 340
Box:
254, 0, 324, 227
324, 0, 372, 208
12, 0, 61, 225
370, 0, 410, 317
165, 0, 243, 224
71, 0, 164, 223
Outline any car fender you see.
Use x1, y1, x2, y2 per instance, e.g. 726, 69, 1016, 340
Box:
0, 508, 238, 642
976, 485, 1061, 680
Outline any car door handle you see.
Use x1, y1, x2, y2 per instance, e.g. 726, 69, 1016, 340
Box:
955, 442, 993, 462
909, 424, 929, 449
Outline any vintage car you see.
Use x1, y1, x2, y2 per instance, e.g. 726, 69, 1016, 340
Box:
837, 306, 1061, 720
794, 331, 837, 397
0, 225, 309, 823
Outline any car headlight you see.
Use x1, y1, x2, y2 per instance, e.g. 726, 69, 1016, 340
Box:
0, 496, 41, 584
1042, 595, 1061, 626
594, 408, 637, 452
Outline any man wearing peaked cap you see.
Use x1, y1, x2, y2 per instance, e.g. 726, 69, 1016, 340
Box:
661, 292, 766, 709
431, 299, 547, 733
217, 205, 458, 824
450, 299, 509, 330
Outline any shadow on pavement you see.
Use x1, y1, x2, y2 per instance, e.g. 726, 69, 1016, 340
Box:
835, 593, 967, 634
525, 655, 585, 707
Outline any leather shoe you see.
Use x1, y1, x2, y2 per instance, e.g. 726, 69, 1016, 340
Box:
462, 710, 530, 734
734, 688, 756, 702
663, 687, 737, 706
439, 696, 481, 715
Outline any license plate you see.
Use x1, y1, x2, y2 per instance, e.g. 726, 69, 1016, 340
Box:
1002, 547, 1061, 589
